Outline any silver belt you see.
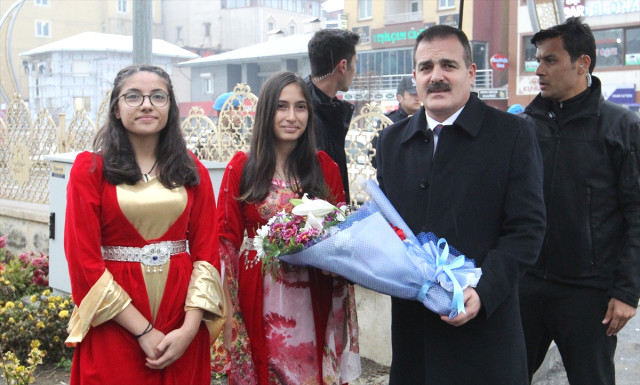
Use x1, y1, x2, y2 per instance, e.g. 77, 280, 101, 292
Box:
102, 240, 188, 267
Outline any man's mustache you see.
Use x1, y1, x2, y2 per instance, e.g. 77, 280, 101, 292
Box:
426, 82, 451, 93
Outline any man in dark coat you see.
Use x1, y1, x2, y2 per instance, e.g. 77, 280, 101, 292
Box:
306, 29, 360, 202
520, 17, 640, 385
385, 75, 422, 123
375, 25, 547, 385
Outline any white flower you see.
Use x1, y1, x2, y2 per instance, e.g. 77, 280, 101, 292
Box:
291, 193, 337, 217
302, 212, 324, 232
254, 224, 269, 258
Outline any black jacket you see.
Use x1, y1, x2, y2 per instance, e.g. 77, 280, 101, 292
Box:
376, 93, 546, 384
384, 105, 410, 123
523, 76, 640, 308
306, 77, 355, 201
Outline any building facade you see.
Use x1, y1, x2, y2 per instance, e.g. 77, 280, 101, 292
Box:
343, 0, 511, 111
19, 32, 197, 119
0, 0, 163, 108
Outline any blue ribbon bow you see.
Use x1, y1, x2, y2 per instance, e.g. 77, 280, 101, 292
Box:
416, 237, 466, 315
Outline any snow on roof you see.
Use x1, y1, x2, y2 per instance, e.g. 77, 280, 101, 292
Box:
179, 33, 313, 67
19, 31, 199, 59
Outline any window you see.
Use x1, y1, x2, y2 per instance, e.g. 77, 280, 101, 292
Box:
202, 77, 214, 94
356, 48, 414, 76
471, 41, 488, 70
359, 0, 372, 20
438, 0, 455, 9
411, 1, 420, 13
204, 22, 211, 37
176, 26, 183, 42
523, 35, 537, 72
268, 21, 275, 32
34, 0, 49, 6
289, 22, 296, 35
35, 20, 50, 37
593, 28, 624, 67
117, 0, 127, 13
625, 28, 640, 66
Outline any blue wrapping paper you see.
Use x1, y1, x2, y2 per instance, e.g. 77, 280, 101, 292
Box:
279, 181, 482, 318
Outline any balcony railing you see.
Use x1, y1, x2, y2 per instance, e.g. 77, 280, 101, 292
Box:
384, 12, 424, 25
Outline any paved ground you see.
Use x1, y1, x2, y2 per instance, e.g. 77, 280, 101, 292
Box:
14, 308, 639, 385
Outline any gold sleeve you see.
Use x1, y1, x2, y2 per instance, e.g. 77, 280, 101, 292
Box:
184, 260, 225, 343
65, 270, 132, 347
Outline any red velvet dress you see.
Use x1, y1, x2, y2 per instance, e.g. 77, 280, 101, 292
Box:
64, 151, 221, 385
216, 151, 361, 385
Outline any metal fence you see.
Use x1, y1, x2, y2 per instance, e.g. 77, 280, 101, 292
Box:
0, 84, 389, 206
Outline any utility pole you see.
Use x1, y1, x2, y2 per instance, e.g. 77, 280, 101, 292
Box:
132, 0, 153, 65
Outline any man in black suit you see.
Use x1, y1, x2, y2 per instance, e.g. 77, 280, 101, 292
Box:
375, 25, 547, 385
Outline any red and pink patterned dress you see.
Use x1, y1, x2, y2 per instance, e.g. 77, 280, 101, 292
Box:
213, 151, 360, 385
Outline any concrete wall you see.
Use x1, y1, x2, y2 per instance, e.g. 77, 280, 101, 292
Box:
0, 199, 49, 256
355, 286, 392, 366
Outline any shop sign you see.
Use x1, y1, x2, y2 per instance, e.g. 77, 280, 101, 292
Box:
585, 0, 640, 16
602, 83, 636, 104
564, 0, 586, 18
490, 54, 508, 70
353, 26, 370, 45
477, 89, 508, 99
371, 22, 425, 48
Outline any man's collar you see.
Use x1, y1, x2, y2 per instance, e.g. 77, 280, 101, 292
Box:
400, 93, 483, 143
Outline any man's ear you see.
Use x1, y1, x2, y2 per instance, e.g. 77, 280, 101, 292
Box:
578, 54, 591, 74
337, 59, 348, 74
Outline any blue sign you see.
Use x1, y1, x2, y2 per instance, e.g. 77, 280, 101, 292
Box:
603, 84, 636, 104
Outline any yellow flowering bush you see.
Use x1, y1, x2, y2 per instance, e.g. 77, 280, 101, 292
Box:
0, 341, 46, 385
0, 289, 74, 365
0, 239, 74, 366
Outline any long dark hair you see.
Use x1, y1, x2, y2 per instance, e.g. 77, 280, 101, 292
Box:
239, 71, 328, 203
93, 64, 199, 188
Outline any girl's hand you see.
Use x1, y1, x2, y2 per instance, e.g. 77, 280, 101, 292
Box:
138, 328, 165, 359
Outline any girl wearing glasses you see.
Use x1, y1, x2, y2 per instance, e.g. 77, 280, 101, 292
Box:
64, 65, 225, 385
215, 71, 360, 384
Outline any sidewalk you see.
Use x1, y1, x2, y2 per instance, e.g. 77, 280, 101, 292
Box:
533, 304, 640, 385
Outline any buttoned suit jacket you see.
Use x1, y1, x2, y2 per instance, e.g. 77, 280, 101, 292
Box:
375, 93, 547, 385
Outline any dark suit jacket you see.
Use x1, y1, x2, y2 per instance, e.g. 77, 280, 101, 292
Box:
376, 93, 546, 385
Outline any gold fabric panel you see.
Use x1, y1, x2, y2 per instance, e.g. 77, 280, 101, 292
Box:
116, 178, 187, 240
141, 260, 170, 322
185, 261, 225, 342
65, 270, 132, 347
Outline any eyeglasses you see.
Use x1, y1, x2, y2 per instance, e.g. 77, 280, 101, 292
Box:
118, 91, 170, 107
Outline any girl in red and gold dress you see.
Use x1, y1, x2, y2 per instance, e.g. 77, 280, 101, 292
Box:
216, 72, 360, 385
64, 65, 224, 385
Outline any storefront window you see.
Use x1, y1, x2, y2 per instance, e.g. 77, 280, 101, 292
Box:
593, 28, 624, 67
625, 28, 640, 66
523, 35, 537, 72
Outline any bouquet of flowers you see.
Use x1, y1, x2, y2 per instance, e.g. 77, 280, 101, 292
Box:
273, 180, 482, 319
253, 194, 347, 276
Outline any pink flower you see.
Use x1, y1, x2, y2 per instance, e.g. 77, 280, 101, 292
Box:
18, 252, 30, 265
31, 257, 46, 267
0, 235, 6, 249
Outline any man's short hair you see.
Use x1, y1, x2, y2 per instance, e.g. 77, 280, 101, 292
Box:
308, 29, 360, 77
413, 25, 473, 68
531, 17, 596, 74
